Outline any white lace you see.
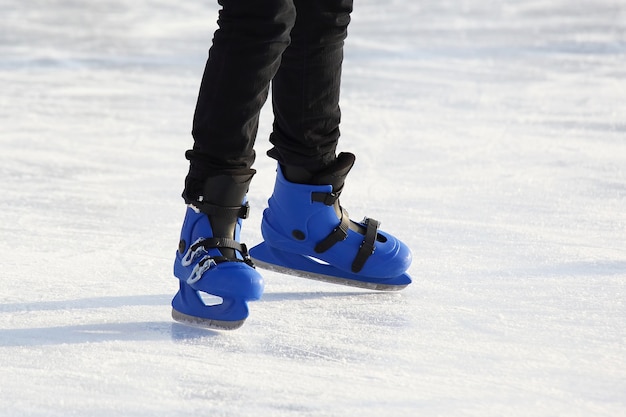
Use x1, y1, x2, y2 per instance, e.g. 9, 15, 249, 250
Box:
181, 237, 207, 267
186, 256, 216, 285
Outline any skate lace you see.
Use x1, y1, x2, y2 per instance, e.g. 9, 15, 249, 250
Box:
181, 237, 208, 267
186, 255, 217, 285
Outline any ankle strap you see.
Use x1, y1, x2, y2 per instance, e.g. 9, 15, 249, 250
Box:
311, 191, 340, 206
192, 201, 250, 220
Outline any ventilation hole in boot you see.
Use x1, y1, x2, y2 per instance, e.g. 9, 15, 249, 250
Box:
178, 239, 187, 254
292, 229, 306, 240
198, 292, 223, 306
376, 233, 387, 243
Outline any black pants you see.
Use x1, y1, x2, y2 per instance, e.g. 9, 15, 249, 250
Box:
184, 0, 353, 200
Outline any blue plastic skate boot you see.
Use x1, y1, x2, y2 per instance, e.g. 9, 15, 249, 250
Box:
250, 153, 412, 290
172, 173, 263, 330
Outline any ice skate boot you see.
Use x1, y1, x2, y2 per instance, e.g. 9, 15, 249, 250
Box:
172, 173, 264, 330
250, 152, 412, 290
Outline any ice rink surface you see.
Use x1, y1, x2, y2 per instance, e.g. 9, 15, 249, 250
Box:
1, 1, 625, 416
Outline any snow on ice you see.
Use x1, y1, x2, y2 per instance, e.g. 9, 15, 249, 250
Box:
1, 0, 625, 416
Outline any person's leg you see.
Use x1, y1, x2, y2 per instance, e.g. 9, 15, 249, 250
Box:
183, 0, 296, 202
267, 0, 353, 173
174, 0, 296, 329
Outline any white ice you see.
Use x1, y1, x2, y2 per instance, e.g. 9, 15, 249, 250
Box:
1, 0, 625, 416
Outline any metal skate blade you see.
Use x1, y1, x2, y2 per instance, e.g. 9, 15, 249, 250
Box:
252, 258, 409, 291
171, 308, 246, 330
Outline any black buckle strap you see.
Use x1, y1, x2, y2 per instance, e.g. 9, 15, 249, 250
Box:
190, 237, 244, 253
190, 238, 254, 267
195, 201, 250, 219
351, 217, 380, 273
311, 191, 340, 206
314, 207, 350, 253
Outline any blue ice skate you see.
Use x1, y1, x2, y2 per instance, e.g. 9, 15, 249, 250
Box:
250, 153, 412, 291
172, 174, 263, 330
